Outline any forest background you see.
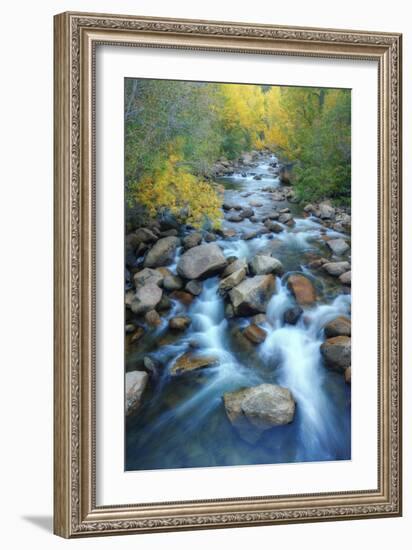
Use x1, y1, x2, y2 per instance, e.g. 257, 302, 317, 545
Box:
125, 80, 351, 229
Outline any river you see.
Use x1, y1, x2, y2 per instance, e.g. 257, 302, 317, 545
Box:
125, 152, 351, 471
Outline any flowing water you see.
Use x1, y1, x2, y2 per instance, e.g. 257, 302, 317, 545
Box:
125, 153, 351, 471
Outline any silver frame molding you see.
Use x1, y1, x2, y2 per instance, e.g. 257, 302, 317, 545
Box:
54, 11, 402, 538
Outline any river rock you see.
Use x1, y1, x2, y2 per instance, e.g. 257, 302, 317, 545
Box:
307, 257, 329, 269
177, 243, 227, 280
225, 212, 243, 222
125, 233, 141, 250
319, 202, 335, 220
125, 323, 135, 334
264, 220, 284, 233
239, 207, 254, 219
125, 290, 135, 308
143, 356, 162, 382
144, 309, 161, 327
169, 316, 192, 331
223, 384, 296, 444
250, 255, 284, 276
242, 228, 266, 240
220, 228, 237, 239
323, 261, 351, 277
130, 326, 145, 343
170, 353, 219, 376
229, 274, 276, 316
240, 152, 253, 165
283, 306, 303, 325
223, 201, 242, 211
243, 324, 267, 344
183, 232, 202, 249
324, 316, 351, 337
219, 268, 246, 295
279, 167, 292, 185
225, 303, 235, 318
160, 228, 179, 238
131, 283, 163, 315
134, 227, 158, 244
204, 232, 217, 242
163, 274, 183, 291
250, 200, 263, 207
251, 313, 267, 325
126, 370, 149, 415
144, 236, 180, 268
133, 267, 163, 289
326, 238, 350, 255
320, 335, 351, 372
170, 290, 194, 306
185, 280, 203, 296
264, 212, 280, 221
221, 257, 248, 278
287, 274, 317, 306
344, 367, 351, 384
157, 294, 172, 311
339, 270, 351, 286
278, 212, 293, 224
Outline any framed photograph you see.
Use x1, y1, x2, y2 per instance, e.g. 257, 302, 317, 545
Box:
53, 12, 402, 538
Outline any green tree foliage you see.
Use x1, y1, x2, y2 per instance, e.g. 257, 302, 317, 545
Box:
263, 87, 351, 202
125, 79, 224, 228
125, 79, 351, 228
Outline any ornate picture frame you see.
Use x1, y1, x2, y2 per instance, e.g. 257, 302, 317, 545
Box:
53, 11, 402, 538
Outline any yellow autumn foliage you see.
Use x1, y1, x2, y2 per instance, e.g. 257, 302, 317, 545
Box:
131, 143, 222, 229
219, 84, 266, 148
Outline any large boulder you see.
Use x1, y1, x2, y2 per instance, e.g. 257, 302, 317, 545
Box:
323, 316, 351, 337
320, 336, 351, 372
125, 371, 148, 415
287, 274, 317, 306
219, 268, 247, 295
223, 384, 295, 444
229, 274, 276, 316
170, 353, 219, 376
144, 236, 180, 268
130, 283, 163, 315
177, 243, 227, 280
250, 255, 284, 276
323, 261, 351, 277
133, 267, 163, 289
326, 238, 350, 255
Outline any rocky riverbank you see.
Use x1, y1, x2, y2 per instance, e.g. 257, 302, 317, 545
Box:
125, 151, 351, 466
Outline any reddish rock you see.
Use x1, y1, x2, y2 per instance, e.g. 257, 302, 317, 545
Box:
243, 324, 267, 344
320, 336, 351, 372
287, 274, 317, 306
170, 290, 194, 306
324, 316, 351, 337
